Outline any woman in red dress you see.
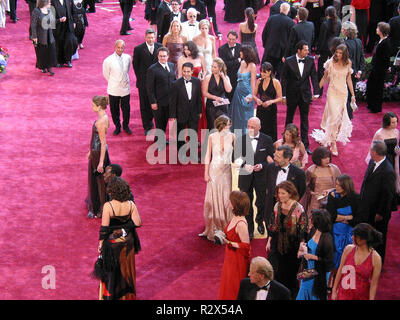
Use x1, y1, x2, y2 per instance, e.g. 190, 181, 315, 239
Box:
218, 191, 251, 300
332, 223, 382, 300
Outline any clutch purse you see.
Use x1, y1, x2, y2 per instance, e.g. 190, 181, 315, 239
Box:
350, 100, 358, 111
297, 268, 318, 280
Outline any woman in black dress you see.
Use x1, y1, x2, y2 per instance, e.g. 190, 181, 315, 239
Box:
87, 96, 111, 219
31, 0, 57, 75
202, 57, 232, 131
366, 22, 392, 114
254, 62, 282, 142
94, 177, 142, 300
224, 0, 246, 23
316, 5, 341, 94
71, 0, 88, 49
239, 7, 259, 64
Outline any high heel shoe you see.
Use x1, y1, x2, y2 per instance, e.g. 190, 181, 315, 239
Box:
47, 68, 55, 76
330, 143, 338, 156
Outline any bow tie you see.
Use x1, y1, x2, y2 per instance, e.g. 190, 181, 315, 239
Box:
278, 166, 287, 173
189, 23, 196, 26
185, 79, 191, 83
173, 13, 179, 17
257, 282, 270, 291
298, 59, 306, 64
250, 137, 259, 141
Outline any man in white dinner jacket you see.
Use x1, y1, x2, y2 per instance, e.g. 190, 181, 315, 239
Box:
181, 8, 200, 41
103, 39, 132, 136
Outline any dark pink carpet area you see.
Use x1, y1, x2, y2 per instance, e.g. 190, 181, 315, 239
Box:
0, 1, 399, 300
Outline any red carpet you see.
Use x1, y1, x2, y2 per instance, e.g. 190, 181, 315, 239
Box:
0, 1, 399, 300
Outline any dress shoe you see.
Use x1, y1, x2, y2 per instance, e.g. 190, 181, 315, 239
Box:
87, 211, 96, 219
55, 63, 62, 68
86, 9, 96, 13
257, 223, 265, 235
113, 127, 121, 136
65, 61, 72, 68
305, 147, 313, 155
120, 32, 131, 36
47, 68, 55, 76
127, 26, 134, 31
124, 126, 132, 135
41, 69, 47, 73
79, 44, 84, 49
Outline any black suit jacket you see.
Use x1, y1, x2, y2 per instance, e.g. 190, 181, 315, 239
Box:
269, 0, 297, 19
169, 11, 185, 23
169, 77, 203, 122
132, 42, 163, 89
264, 163, 306, 224
233, 133, 274, 191
51, 0, 74, 35
156, 1, 173, 43
146, 61, 176, 107
237, 278, 291, 300
182, 0, 207, 21
389, 15, 400, 55
286, 20, 315, 57
218, 43, 241, 88
281, 54, 319, 103
371, 38, 392, 75
358, 158, 396, 225
262, 13, 295, 59
344, 38, 365, 74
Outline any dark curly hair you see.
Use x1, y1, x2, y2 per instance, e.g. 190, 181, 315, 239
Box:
106, 176, 132, 202
312, 146, 331, 166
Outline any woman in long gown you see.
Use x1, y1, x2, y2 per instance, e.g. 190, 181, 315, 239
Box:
87, 96, 111, 219
94, 177, 142, 300
201, 115, 235, 242
193, 19, 216, 75
218, 190, 251, 300
311, 44, 356, 156
202, 58, 232, 131
239, 7, 259, 64
296, 209, 334, 300
254, 62, 282, 142
230, 45, 257, 136
162, 20, 187, 70
266, 181, 308, 299
326, 174, 360, 270
332, 223, 382, 300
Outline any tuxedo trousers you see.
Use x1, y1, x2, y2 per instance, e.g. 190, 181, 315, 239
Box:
176, 118, 199, 151
152, 104, 169, 137
205, 1, 219, 33
285, 96, 310, 148
373, 219, 389, 265
109, 94, 131, 129
138, 86, 154, 132
120, 1, 133, 33
9, 0, 17, 21
366, 70, 386, 113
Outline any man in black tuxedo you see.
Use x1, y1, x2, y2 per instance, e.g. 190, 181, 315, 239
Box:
119, 0, 134, 35
133, 29, 162, 136
281, 40, 319, 154
261, 2, 295, 79
157, 0, 173, 43
269, 0, 297, 19
264, 145, 306, 227
237, 256, 291, 300
286, 7, 314, 57
358, 140, 396, 265
233, 117, 274, 238
169, 62, 203, 157
389, 4, 400, 55
146, 47, 176, 145
218, 31, 241, 103
169, 0, 185, 23
51, 0, 75, 67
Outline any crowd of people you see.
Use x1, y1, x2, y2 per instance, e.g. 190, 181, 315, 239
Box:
3, 0, 400, 301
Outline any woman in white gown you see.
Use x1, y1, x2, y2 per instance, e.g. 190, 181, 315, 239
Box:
0, 0, 8, 28
193, 19, 216, 75
311, 44, 356, 156
200, 115, 235, 242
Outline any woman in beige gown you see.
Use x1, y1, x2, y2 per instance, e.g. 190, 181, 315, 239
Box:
200, 115, 235, 242
311, 44, 356, 156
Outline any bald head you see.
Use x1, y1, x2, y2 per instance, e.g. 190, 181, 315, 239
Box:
247, 117, 261, 137
280, 2, 290, 15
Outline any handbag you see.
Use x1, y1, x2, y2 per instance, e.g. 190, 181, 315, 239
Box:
296, 257, 318, 280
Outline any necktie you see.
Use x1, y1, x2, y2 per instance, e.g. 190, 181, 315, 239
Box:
298, 59, 306, 64
164, 65, 169, 72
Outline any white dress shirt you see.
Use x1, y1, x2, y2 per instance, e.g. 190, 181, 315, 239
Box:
160, 62, 170, 72
184, 78, 192, 100
102, 52, 131, 97
296, 54, 305, 77
181, 21, 201, 41
146, 42, 154, 55
276, 163, 290, 186
249, 133, 260, 153
373, 156, 386, 173
256, 281, 271, 300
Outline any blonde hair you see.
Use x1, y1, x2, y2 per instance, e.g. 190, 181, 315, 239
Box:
212, 57, 227, 75
168, 19, 183, 36
199, 19, 210, 31
214, 115, 231, 132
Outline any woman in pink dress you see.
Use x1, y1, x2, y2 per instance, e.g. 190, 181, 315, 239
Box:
311, 44, 356, 156
274, 123, 308, 169
332, 223, 382, 300
218, 191, 251, 300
